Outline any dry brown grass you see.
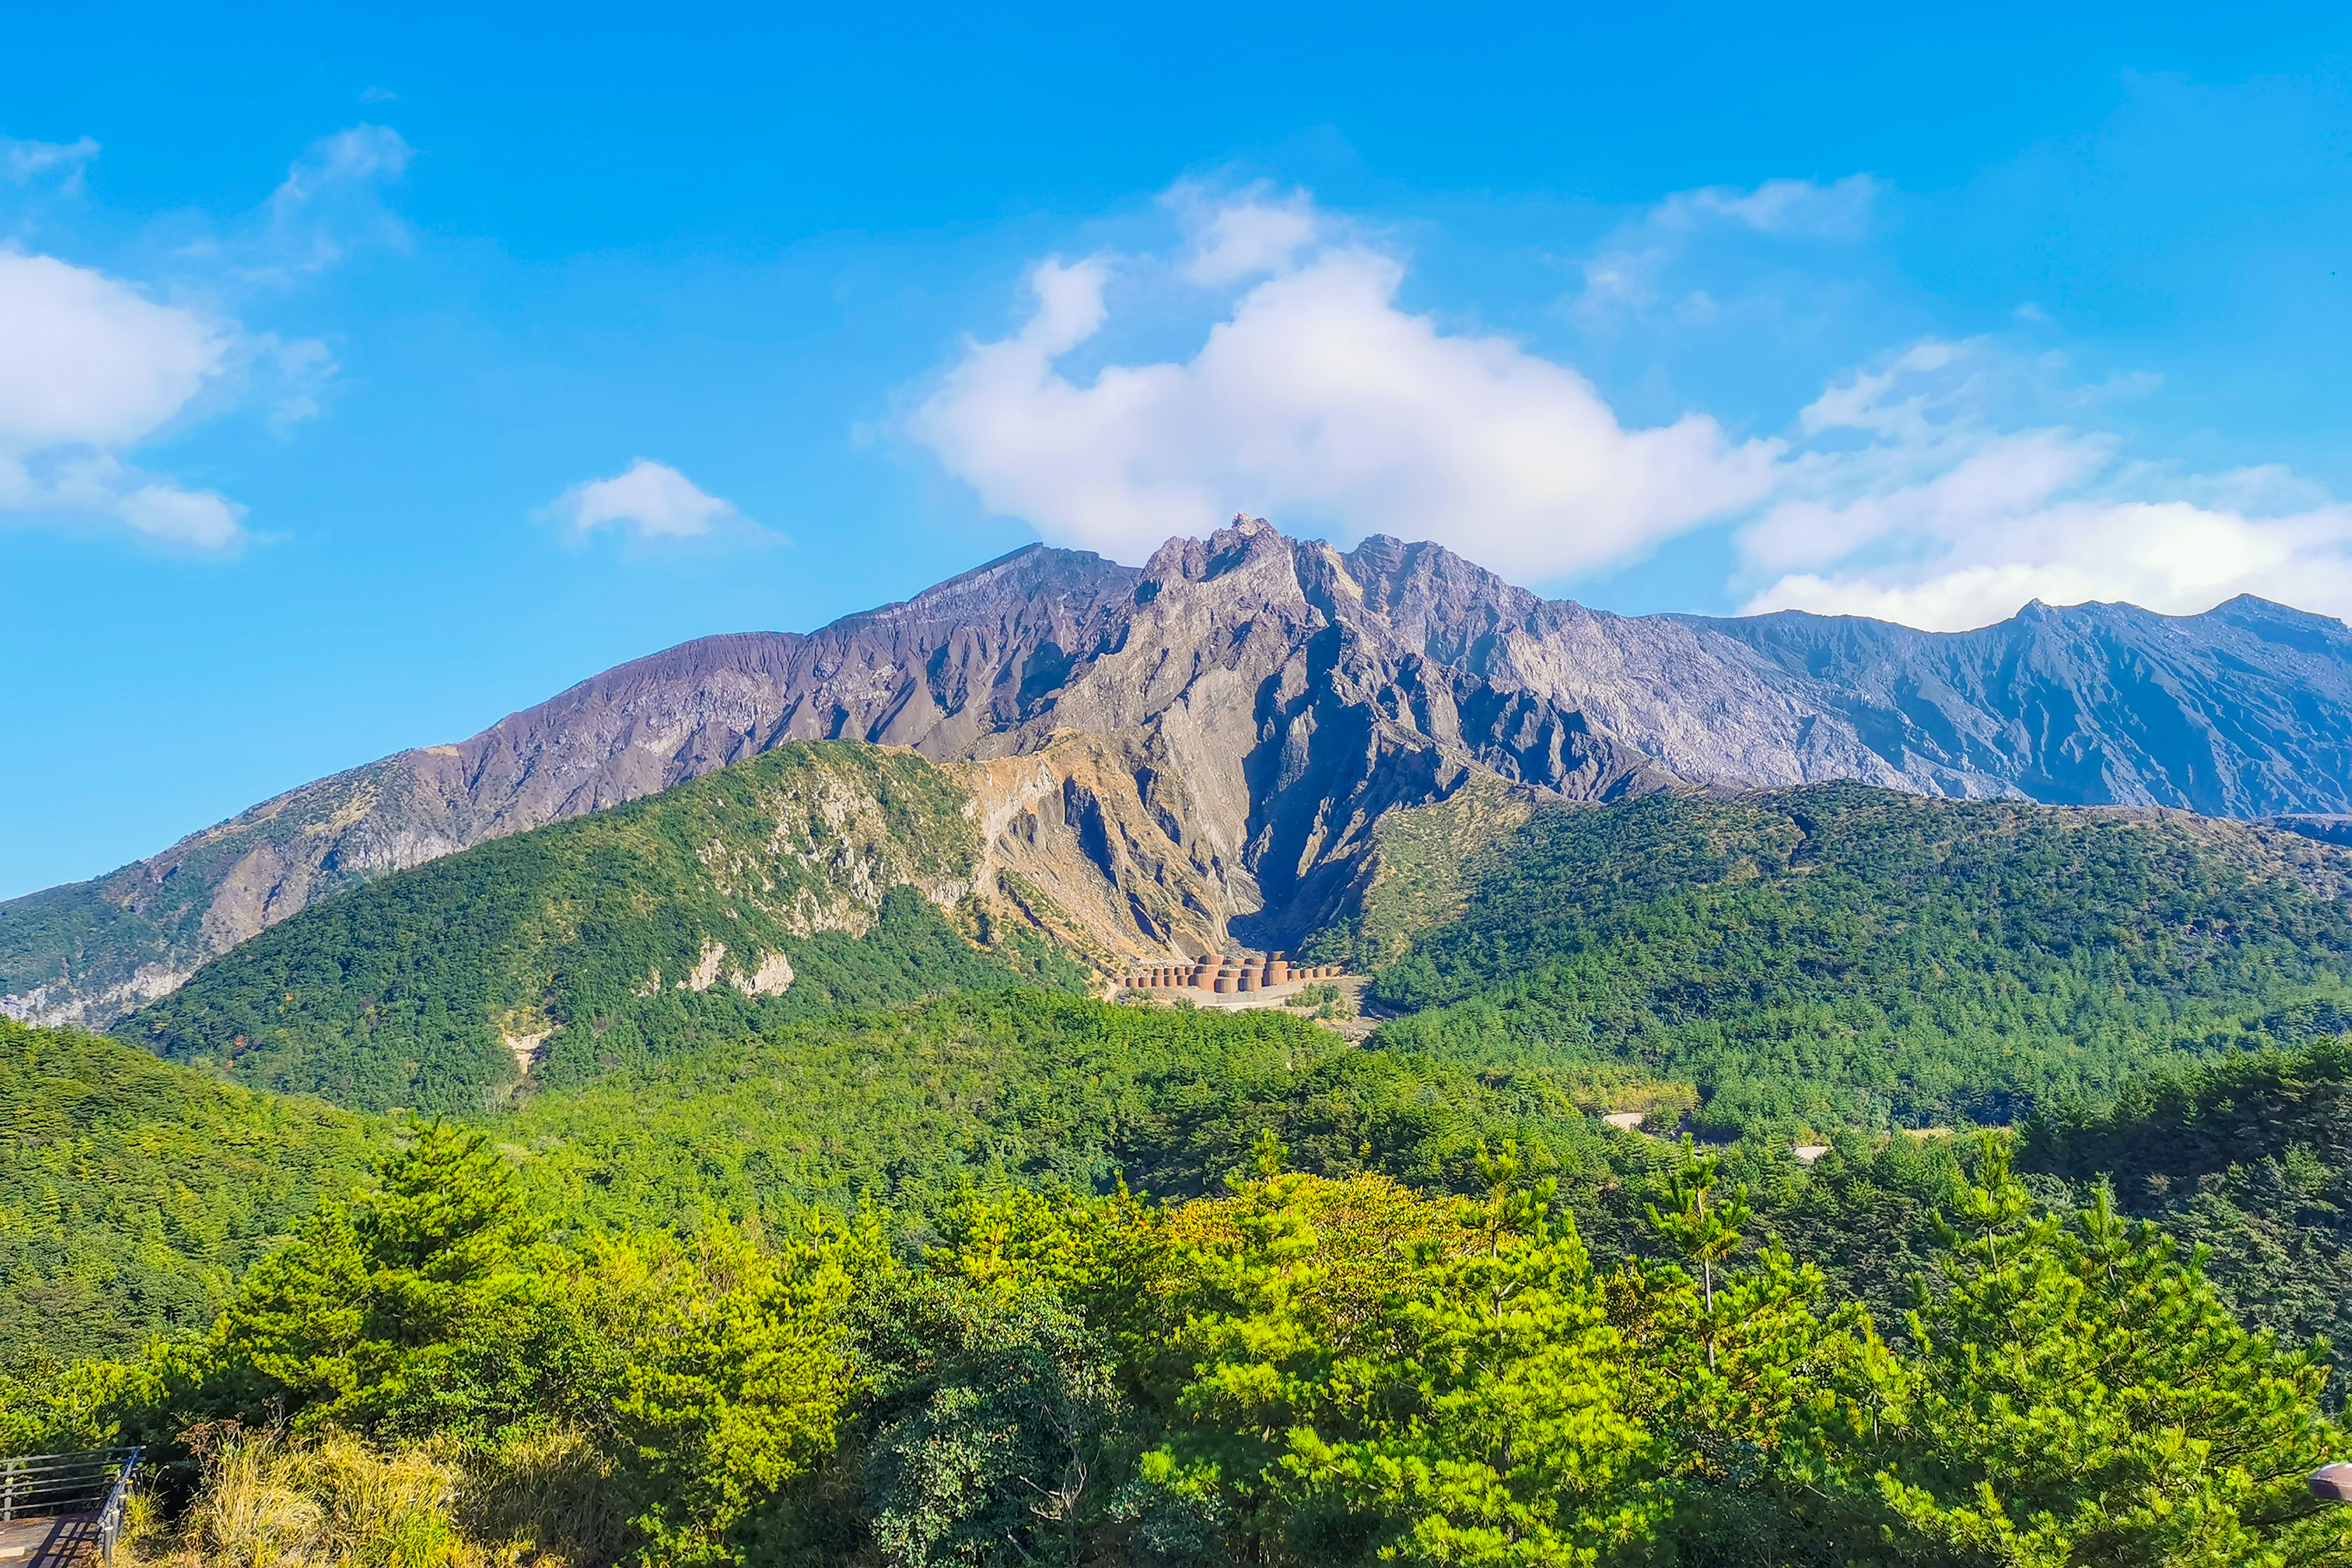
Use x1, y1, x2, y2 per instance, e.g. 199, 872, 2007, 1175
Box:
122, 1424, 630, 1568
456, 1426, 631, 1567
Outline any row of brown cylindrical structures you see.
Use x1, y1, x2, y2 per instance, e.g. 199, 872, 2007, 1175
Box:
1121, 953, 1346, 992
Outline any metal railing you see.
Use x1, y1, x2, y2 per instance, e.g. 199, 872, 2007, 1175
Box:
0, 1447, 140, 1562
95, 1449, 139, 1564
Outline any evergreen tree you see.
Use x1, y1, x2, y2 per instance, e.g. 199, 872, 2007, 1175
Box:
1855, 1142, 2352, 1565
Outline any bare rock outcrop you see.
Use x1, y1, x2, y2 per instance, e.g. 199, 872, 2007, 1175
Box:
10, 516, 2352, 1028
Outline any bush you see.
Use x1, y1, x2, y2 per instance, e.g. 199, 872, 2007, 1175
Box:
133, 1424, 470, 1568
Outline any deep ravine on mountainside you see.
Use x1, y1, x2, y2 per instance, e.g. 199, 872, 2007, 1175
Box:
8, 514, 2352, 1029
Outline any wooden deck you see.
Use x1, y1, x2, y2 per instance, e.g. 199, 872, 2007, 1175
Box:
0, 1514, 99, 1568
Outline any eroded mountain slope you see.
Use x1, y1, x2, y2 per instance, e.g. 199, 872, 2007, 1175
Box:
13, 516, 2352, 1028
122, 742, 1090, 1113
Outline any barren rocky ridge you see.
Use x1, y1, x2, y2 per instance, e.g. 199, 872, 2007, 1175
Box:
9, 514, 2352, 1028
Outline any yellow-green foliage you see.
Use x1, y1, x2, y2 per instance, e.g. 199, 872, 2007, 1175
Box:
0, 1133, 804, 1562
916, 1141, 2352, 1567
580, 1214, 887, 1562
23, 1123, 2352, 1567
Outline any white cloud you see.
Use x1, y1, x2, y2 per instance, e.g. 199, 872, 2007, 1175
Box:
258, 124, 413, 279
0, 251, 226, 447
1753, 504, 2352, 631
914, 183, 2352, 631
2, 134, 100, 193
112, 477, 246, 548
909, 197, 1780, 580
257, 335, 338, 434
547, 459, 743, 540
1740, 341, 2352, 629
0, 124, 406, 552
1170, 181, 1322, 284
1572, 174, 1882, 327
0, 249, 248, 548
1655, 174, 1883, 239
0, 451, 244, 549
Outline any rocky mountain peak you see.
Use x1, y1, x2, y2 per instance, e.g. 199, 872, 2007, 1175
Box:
9, 520, 2352, 1030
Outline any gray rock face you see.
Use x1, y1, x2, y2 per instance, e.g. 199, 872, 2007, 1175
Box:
2269, 816, 2352, 850
1677, 596, 2352, 814
9, 518, 2352, 1029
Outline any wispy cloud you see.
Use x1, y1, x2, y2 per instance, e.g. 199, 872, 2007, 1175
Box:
253, 124, 413, 280
1, 134, 101, 193
1572, 174, 1881, 328
1652, 175, 1883, 239
256, 335, 338, 434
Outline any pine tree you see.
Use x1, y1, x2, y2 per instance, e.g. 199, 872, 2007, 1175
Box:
1863, 1140, 2352, 1566
1643, 1137, 1754, 1370
1287, 1143, 1666, 1566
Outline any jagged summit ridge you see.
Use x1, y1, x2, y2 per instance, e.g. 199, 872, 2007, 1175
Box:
8, 515, 2352, 1029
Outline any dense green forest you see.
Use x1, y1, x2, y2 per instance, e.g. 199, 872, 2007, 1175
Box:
123, 743, 1086, 1114
498, 989, 1659, 1233
11, 775, 2352, 1563
11, 1120, 2346, 1567
5, 999, 2350, 1562
5, 999, 1649, 1363
0, 1019, 382, 1369
17, 989, 2346, 1402
2022, 1027, 2352, 1404
1365, 785, 2352, 1135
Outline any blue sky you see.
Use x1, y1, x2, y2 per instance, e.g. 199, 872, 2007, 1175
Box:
5, 2, 2352, 897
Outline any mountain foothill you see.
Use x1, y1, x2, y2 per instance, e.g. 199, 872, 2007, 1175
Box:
8, 516, 2352, 1565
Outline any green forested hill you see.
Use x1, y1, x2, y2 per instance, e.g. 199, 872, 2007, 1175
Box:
13, 965, 2352, 1563
0, 1017, 382, 1367
2023, 1028, 2352, 1402
1366, 784, 2352, 1135
11, 771, 2352, 1564
120, 742, 1087, 1114
500, 988, 1634, 1231
22, 979, 2352, 1418
7, 989, 1633, 1377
